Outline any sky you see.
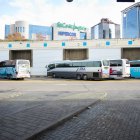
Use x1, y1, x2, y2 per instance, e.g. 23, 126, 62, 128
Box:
0, 0, 139, 39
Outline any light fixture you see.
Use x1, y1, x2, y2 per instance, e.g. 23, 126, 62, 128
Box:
66, 0, 73, 2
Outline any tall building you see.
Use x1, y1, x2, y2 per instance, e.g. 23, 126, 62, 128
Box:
91, 18, 120, 39
5, 21, 53, 40
122, 2, 140, 38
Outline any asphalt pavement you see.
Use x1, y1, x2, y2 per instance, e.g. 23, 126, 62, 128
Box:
0, 79, 105, 140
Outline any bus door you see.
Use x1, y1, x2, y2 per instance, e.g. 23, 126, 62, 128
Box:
102, 60, 110, 78
123, 59, 130, 77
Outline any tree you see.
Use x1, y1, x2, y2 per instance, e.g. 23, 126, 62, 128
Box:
6, 32, 25, 41
36, 33, 46, 41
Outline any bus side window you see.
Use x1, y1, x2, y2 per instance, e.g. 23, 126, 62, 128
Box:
72, 62, 82, 67
118, 63, 122, 66
110, 60, 122, 66
64, 63, 71, 67
0, 62, 6, 67
118, 60, 122, 66
0, 62, 3, 67
86, 61, 94, 67
110, 63, 117, 66
130, 63, 140, 67
110, 60, 117, 67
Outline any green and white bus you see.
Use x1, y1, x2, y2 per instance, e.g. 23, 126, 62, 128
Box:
46, 60, 110, 80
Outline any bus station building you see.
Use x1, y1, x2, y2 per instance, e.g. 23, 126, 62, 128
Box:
0, 39, 140, 76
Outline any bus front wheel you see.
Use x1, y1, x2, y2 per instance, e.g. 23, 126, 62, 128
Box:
52, 73, 56, 78
7, 74, 12, 80
82, 74, 88, 80
76, 74, 81, 80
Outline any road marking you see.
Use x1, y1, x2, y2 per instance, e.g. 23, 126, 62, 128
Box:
99, 92, 107, 100
60, 92, 108, 102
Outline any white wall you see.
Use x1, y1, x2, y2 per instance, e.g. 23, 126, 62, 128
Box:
89, 48, 121, 60
32, 49, 63, 75
15, 21, 29, 39
0, 50, 9, 61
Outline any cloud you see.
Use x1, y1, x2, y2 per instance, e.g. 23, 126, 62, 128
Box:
0, 0, 137, 39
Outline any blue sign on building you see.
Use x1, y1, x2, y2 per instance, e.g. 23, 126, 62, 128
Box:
128, 40, 133, 45
106, 41, 110, 46
26, 43, 30, 48
44, 43, 47, 47
62, 42, 65, 46
8, 44, 12, 48
58, 31, 76, 36
83, 42, 87, 46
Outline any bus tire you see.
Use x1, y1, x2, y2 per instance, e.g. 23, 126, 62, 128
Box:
76, 74, 81, 80
82, 74, 88, 80
52, 73, 56, 78
7, 74, 12, 79
20, 78, 24, 80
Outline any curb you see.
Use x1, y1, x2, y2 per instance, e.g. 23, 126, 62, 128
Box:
26, 92, 107, 140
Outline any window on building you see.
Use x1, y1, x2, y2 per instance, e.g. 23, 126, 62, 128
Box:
20, 27, 22, 32
109, 28, 112, 38
103, 30, 106, 39
23, 27, 25, 32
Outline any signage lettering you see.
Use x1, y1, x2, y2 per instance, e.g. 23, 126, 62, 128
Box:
58, 31, 76, 36
56, 22, 87, 31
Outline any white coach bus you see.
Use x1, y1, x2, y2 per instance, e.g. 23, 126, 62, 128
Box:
109, 59, 130, 79
46, 60, 110, 80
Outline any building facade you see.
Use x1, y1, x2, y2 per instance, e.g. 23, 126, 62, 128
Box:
91, 18, 120, 39
122, 2, 140, 38
0, 39, 139, 76
5, 21, 53, 40
5, 21, 90, 41
52, 22, 90, 40
29, 24, 52, 40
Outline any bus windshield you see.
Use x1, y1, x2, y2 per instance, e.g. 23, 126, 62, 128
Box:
103, 60, 110, 66
18, 60, 30, 65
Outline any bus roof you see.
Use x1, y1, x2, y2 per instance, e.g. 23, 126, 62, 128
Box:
0, 59, 29, 65
130, 60, 140, 62
48, 59, 107, 64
